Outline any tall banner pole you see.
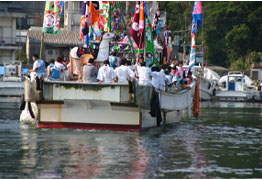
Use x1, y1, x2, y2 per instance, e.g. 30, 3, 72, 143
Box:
40, 33, 44, 59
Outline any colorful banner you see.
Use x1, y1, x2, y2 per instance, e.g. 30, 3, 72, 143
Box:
145, 18, 158, 67
42, 1, 64, 34
192, 1, 202, 34
189, 1, 202, 69
151, 8, 161, 40
110, 2, 122, 33
138, 1, 144, 35
89, 1, 100, 25
130, 1, 144, 49
80, 1, 89, 41
163, 23, 168, 64
99, 1, 110, 32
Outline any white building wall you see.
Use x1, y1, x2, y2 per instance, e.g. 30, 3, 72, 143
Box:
0, 15, 21, 65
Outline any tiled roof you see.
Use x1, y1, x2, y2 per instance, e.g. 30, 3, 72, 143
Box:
27, 27, 83, 47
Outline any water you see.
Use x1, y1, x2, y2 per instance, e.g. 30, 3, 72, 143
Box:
0, 101, 262, 178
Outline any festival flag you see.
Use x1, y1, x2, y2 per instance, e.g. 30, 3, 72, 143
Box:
189, 1, 202, 69
99, 1, 110, 32
130, 1, 144, 49
151, 8, 161, 40
110, 2, 122, 33
42, 1, 64, 34
89, 1, 100, 25
192, 1, 202, 34
138, 1, 144, 35
162, 23, 168, 64
80, 1, 89, 41
145, 18, 159, 67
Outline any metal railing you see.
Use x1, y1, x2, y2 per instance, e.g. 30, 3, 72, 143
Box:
0, 37, 24, 46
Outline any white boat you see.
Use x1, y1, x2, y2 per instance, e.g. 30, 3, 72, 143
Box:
215, 71, 256, 101
20, 79, 196, 131
189, 66, 220, 101
0, 61, 25, 102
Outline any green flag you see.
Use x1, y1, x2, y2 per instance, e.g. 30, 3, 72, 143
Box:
145, 18, 159, 67
42, 1, 64, 34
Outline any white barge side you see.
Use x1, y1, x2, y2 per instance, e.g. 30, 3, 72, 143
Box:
23, 80, 196, 131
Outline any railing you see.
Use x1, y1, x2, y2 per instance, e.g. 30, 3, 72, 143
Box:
0, 37, 24, 46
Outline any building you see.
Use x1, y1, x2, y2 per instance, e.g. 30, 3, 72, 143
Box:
26, 27, 82, 64
0, 12, 25, 65
250, 62, 262, 81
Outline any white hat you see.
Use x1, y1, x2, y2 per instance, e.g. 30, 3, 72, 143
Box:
70, 47, 80, 59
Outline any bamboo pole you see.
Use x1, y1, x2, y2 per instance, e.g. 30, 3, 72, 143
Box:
40, 33, 44, 59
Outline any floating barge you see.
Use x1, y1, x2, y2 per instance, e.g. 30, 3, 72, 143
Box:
23, 80, 196, 131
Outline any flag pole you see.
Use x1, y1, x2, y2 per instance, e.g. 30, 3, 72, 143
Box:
40, 33, 44, 59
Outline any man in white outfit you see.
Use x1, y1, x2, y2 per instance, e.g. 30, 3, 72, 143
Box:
136, 62, 152, 86
151, 66, 167, 91
114, 59, 135, 84
97, 60, 117, 83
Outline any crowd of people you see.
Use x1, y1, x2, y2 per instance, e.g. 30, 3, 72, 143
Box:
29, 49, 194, 91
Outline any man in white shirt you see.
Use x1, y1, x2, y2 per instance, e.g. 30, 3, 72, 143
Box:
151, 66, 167, 91
136, 62, 151, 86
97, 60, 117, 83
114, 59, 135, 84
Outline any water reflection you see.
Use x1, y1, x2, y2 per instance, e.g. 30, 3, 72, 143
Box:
0, 102, 262, 178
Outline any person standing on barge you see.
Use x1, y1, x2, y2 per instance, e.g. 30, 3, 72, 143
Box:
114, 59, 135, 83
97, 60, 117, 84
82, 58, 98, 83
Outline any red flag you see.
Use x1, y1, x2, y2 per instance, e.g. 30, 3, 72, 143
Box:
130, 1, 144, 49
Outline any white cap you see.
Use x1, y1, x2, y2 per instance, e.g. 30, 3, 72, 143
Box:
70, 47, 80, 59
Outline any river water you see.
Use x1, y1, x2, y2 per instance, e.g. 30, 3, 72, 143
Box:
0, 101, 261, 178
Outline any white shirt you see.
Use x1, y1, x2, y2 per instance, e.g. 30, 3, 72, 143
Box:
151, 70, 166, 91
55, 61, 66, 71
97, 65, 116, 83
165, 74, 172, 85
33, 60, 42, 71
136, 66, 151, 86
114, 65, 134, 83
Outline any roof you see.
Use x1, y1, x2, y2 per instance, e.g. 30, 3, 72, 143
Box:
27, 27, 83, 47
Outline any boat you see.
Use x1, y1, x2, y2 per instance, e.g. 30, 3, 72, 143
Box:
191, 66, 220, 101
19, 2, 198, 130
20, 78, 196, 131
215, 71, 256, 101
0, 61, 27, 102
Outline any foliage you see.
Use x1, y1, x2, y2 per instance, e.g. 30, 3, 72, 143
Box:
159, 1, 262, 70
16, 50, 28, 65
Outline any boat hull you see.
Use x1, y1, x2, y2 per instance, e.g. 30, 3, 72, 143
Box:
37, 100, 181, 131
21, 80, 194, 131
215, 90, 254, 101
0, 81, 24, 97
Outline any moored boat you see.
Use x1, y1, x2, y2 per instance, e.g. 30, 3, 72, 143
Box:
191, 66, 219, 101
0, 61, 27, 102
215, 71, 256, 101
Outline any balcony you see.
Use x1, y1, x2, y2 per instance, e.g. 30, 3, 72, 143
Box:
0, 37, 22, 50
